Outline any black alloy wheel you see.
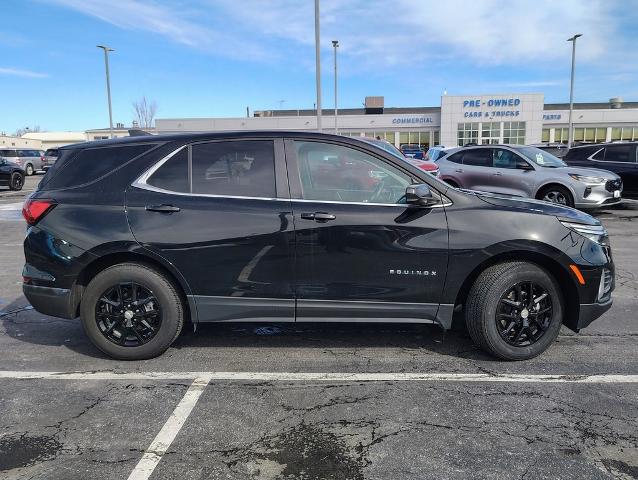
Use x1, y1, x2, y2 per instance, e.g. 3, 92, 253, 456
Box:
10, 173, 23, 191
95, 282, 162, 347
495, 281, 553, 347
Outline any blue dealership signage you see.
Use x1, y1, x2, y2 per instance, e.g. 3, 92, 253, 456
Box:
392, 116, 433, 124
463, 97, 521, 118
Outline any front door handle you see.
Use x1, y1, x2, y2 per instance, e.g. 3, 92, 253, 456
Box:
301, 212, 336, 222
455, 168, 464, 173
145, 204, 181, 213
493, 171, 502, 176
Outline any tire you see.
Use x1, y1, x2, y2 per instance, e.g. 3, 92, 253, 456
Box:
24, 163, 34, 176
465, 261, 563, 360
9, 172, 24, 191
537, 185, 574, 208
80, 263, 184, 360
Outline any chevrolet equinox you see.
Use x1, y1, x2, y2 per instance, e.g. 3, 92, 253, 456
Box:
22, 132, 614, 360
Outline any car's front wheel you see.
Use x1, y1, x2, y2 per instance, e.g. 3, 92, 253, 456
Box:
465, 261, 563, 360
537, 185, 574, 208
9, 172, 24, 191
80, 263, 184, 360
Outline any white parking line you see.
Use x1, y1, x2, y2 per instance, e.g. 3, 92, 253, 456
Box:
1, 370, 638, 383
127, 375, 212, 480
0, 202, 23, 211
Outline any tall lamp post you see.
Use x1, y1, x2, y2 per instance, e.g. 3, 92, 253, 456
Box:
332, 40, 339, 134
567, 34, 582, 148
97, 45, 115, 139
314, 0, 322, 132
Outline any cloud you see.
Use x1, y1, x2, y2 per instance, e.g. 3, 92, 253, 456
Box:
44, 0, 272, 60
0, 67, 49, 78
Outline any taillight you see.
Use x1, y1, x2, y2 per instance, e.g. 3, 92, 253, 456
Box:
22, 199, 56, 225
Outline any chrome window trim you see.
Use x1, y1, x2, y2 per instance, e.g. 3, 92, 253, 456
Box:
132, 145, 452, 208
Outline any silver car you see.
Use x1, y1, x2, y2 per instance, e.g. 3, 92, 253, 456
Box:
435, 144, 622, 209
0, 148, 44, 175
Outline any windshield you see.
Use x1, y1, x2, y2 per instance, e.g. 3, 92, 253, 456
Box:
517, 146, 566, 168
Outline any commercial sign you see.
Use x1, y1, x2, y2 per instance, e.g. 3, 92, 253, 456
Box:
392, 116, 434, 124
462, 97, 521, 119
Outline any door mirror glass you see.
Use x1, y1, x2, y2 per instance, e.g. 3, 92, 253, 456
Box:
405, 183, 439, 207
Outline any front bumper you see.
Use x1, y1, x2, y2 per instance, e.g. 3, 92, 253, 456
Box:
23, 284, 76, 319
576, 298, 613, 330
574, 181, 622, 209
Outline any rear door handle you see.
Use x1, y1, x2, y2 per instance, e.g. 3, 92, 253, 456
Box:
493, 171, 502, 176
455, 169, 464, 173
145, 204, 181, 213
301, 212, 336, 222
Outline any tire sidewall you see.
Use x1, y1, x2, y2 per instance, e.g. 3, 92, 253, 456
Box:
25, 164, 34, 176
10, 173, 23, 191
80, 264, 182, 360
540, 185, 574, 208
481, 264, 563, 360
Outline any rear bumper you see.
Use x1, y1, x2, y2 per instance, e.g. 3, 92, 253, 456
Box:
23, 284, 76, 319
575, 298, 613, 330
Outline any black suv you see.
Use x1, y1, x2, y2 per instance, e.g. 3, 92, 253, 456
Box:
22, 132, 614, 360
564, 142, 638, 197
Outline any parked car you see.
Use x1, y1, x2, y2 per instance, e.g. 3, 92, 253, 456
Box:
22, 132, 614, 361
564, 142, 638, 198
0, 157, 25, 190
435, 144, 622, 209
42, 148, 59, 171
359, 137, 439, 176
530, 143, 569, 159
399, 143, 425, 159
425, 146, 451, 162
0, 148, 44, 175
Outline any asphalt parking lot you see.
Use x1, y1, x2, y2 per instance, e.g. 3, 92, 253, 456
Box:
1, 175, 637, 479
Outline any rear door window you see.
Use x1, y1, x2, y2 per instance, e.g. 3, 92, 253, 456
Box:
191, 141, 276, 197
147, 149, 189, 193
446, 152, 463, 164
462, 149, 491, 167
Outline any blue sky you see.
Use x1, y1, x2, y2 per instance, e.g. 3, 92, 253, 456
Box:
1, 0, 637, 133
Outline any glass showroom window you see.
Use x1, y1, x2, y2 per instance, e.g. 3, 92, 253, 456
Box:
595, 128, 607, 142
503, 121, 526, 144
481, 122, 501, 144
457, 123, 479, 146
433, 130, 440, 146
542, 129, 550, 142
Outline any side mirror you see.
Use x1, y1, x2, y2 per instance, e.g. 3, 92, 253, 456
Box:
517, 160, 534, 170
405, 183, 439, 207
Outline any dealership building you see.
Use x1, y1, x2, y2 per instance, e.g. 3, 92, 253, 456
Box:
156, 93, 638, 149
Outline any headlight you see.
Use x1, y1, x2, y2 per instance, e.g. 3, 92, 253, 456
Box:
568, 173, 606, 185
560, 220, 608, 245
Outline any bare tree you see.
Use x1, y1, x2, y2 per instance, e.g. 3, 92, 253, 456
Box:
132, 97, 158, 128
14, 125, 41, 137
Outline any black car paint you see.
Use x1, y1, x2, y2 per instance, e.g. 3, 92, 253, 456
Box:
0, 160, 24, 187
23, 131, 613, 334
564, 143, 638, 197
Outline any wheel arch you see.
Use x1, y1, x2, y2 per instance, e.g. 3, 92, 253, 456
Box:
72, 251, 195, 322
535, 181, 576, 202
453, 250, 580, 330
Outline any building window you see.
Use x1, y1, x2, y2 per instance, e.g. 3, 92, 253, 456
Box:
481, 122, 500, 144
433, 130, 440, 146
542, 129, 550, 142
503, 121, 525, 144
595, 128, 607, 142
399, 131, 431, 149
457, 122, 479, 146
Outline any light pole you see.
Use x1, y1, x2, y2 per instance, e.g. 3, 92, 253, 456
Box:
314, 0, 322, 132
567, 34, 582, 148
97, 45, 115, 139
332, 40, 339, 134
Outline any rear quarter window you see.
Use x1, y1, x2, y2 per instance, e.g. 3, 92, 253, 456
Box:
40, 144, 156, 190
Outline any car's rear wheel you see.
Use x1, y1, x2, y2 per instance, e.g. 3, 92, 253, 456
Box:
80, 263, 184, 360
9, 172, 24, 191
465, 261, 563, 360
537, 185, 574, 208
24, 163, 34, 176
